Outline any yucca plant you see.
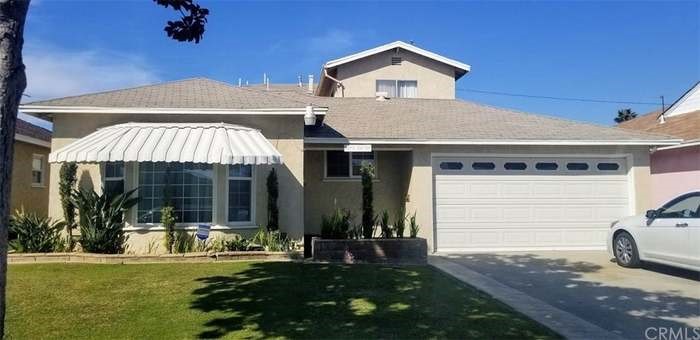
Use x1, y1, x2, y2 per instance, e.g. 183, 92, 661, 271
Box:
409, 212, 420, 238
72, 187, 139, 254
9, 209, 65, 253
252, 227, 291, 251
394, 206, 407, 238
320, 209, 352, 239
378, 210, 392, 238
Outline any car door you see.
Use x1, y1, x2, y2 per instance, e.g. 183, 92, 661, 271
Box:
641, 193, 700, 267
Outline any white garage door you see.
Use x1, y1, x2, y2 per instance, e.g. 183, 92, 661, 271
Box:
433, 156, 630, 251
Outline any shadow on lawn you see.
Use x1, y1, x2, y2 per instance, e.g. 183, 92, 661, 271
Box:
190, 262, 557, 339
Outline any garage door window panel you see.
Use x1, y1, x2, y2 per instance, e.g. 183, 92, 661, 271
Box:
440, 162, 463, 170
472, 162, 496, 171
535, 162, 559, 171
597, 163, 620, 171
566, 162, 589, 171
504, 162, 527, 171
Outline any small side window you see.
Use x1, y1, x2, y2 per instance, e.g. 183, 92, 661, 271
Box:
472, 162, 496, 170
597, 163, 620, 171
535, 162, 558, 171
504, 162, 527, 170
440, 162, 463, 170
566, 162, 589, 171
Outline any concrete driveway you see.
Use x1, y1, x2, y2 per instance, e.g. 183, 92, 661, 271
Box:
436, 251, 699, 340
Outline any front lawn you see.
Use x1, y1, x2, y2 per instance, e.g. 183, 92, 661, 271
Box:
8, 262, 559, 339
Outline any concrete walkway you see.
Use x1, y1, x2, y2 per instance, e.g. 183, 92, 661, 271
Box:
430, 251, 700, 340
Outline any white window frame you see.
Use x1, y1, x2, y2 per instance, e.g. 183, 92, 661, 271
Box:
31, 154, 45, 187
134, 162, 216, 227
375, 79, 418, 98
225, 164, 256, 227
102, 162, 125, 196
324, 151, 378, 179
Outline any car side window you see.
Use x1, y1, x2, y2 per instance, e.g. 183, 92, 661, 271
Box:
657, 194, 700, 218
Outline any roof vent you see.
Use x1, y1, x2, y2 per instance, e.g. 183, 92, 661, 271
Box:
391, 57, 402, 65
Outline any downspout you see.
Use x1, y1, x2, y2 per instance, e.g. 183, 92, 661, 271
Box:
323, 69, 345, 97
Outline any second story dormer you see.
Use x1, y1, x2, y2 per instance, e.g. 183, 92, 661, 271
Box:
316, 41, 470, 100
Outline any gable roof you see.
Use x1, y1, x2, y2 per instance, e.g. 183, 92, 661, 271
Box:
21, 78, 315, 116
15, 118, 51, 147
660, 81, 700, 119
618, 109, 700, 142
258, 85, 678, 145
322, 41, 471, 75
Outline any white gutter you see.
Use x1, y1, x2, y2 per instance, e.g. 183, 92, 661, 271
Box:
15, 134, 51, 148
656, 139, 700, 151
20, 105, 328, 116
304, 137, 682, 146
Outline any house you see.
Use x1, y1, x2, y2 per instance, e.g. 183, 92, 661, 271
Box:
11, 118, 52, 216
20, 41, 679, 253
618, 82, 700, 206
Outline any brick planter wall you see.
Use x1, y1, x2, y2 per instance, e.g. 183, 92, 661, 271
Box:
311, 238, 427, 264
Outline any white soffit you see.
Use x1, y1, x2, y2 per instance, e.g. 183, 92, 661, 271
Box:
49, 122, 283, 165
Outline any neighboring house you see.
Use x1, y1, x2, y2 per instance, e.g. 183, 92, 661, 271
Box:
619, 82, 700, 206
21, 41, 679, 253
11, 119, 52, 216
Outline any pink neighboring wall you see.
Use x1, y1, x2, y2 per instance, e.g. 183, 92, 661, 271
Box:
650, 145, 700, 206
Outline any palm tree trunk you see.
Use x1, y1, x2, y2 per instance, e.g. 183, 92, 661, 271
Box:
0, 0, 29, 336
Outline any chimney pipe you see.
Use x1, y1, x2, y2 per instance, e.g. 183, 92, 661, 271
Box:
308, 75, 314, 93
298, 75, 302, 87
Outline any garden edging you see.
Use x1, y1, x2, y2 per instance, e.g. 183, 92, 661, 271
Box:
9, 251, 302, 264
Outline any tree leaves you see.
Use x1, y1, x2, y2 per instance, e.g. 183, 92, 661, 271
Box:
153, 0, 209, 43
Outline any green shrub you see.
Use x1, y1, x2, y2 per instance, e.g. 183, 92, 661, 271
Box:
72, 188, 138, 254
172, 230, 195, 253
378, 210, 392, 238
59, 163, 78, 250
321, 209, 352, 239
394, 206, 407, 238
208, 236, 250, 252
161, 206, 176, 253
266, 168, 279, 231
9, 209, 65, 253
409, 212, 420, 238
251, 227, 292, 251
360, 164, 375, 239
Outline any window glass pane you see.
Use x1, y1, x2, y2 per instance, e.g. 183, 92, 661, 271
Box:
32, 157, 42, 171
567, 162, 589, 171
137, 162, 213, 224
397, 80, 417, 98
440, 162, 463, 170
326, 151, 350, 177
504, 162, 527, 170
535, 162, 559, 171
472, 162, 495, 170
105, 180, 124, 198
351, 152, 375, 177
659, 194, 700, 218
376, 80, 397, 97
32, 171, 42, 184
229, 164, 252, 178
105, 162, 124, 178
228, 179, 251, 222
597, 163, 620, 171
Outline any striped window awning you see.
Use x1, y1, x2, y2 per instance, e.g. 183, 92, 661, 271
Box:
49, 122, 282, 165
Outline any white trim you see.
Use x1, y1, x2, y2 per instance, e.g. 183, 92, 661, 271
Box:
434, 246, 607, 253
123, 224, 258, 231
20, 105, 328, 116
225, 164, 256, 226
323, 150, 378, 179
625, 154, 637, 216
305, 137, 681, 146
15, 134, 50, 148
323, 41, 471, 73
30, 154, 45, 187
656, 140, 700, 151
305, 146, 413, 151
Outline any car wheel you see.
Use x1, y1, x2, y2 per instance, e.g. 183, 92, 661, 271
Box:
614, 232, 641, 268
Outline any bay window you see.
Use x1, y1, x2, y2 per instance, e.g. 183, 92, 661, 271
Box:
137, 162, 213, 224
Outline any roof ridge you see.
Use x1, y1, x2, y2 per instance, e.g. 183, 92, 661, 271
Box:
237, 85, 316, 107
23, 77, 217, 105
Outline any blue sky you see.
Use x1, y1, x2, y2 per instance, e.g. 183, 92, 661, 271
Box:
21, 1, 698, 129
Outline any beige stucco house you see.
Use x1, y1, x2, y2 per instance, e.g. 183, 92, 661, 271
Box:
10, 119, 52, 217
21, 41, 679, 253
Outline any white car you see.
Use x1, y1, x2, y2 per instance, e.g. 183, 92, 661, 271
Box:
608, 191, 700, 271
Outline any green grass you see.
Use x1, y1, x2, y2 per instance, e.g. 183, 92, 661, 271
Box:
7, 262, 560, 339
